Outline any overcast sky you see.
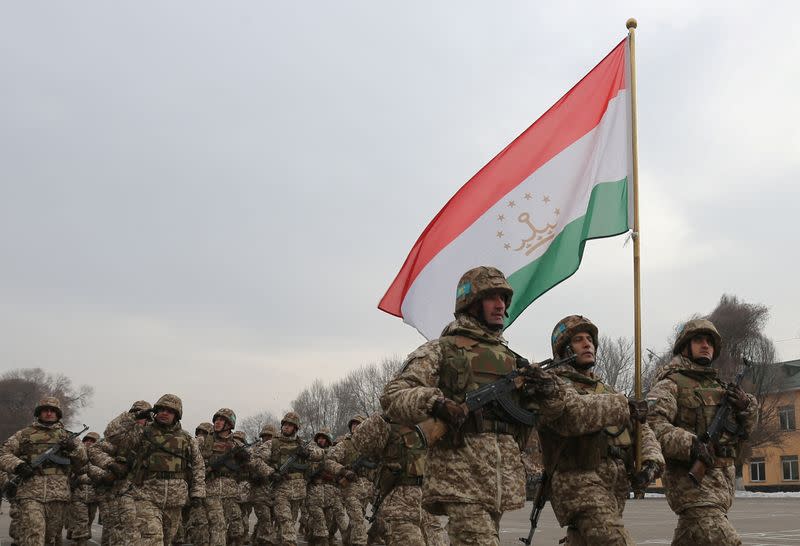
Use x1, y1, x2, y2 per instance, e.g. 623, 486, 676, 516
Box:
2, 2, 798, 432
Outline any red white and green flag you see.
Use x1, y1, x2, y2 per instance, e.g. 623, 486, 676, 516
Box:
379, 37, 634, 340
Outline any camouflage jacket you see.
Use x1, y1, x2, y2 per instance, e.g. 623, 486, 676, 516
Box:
325, 433, 375, 498
200, 431, 253, 499
0, 420, 88, 503
380, 314, 567, 515
265, 433, 323, 501
247, 438, 274, 504
647, 355, 757, 513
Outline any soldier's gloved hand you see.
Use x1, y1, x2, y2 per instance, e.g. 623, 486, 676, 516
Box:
59, 437, 79, 453
523, 367, 558, 398
190, 497, 204, 509
627, 398, 649, 423
297, 444, 312, 459
690, 436, 715, 467
726, 384, 750, 412
15, 462, 35, 479
234, 449, 251, 464
337, 468, 358, 485
108, 462, 128, 478
135, 409, 154, 421
431, 397, 467, 430
631, 461, 659, 490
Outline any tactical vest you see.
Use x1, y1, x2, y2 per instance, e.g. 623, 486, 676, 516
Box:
668, 370, 739, 457
202, 432, 237, 478
20, 426, 70, 475
376, 422, 426, 495
541, 371, 632, 473
308, 446, 336, 484
438, 334, 528, 444
269, 436, 306, 479
137, 425, 189, 481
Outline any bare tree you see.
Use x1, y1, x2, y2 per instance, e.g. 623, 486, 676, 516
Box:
0, 368, 94, 441
238, 410, 280, 444
595, 336, 635, 395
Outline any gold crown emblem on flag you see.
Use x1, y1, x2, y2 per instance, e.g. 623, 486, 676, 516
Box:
496, 191, 560, 256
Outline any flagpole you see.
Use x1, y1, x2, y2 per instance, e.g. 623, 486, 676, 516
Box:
626, 17, 643, 474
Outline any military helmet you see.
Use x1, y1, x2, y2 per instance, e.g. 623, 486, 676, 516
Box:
454, 266, 513, 314
83, 431, 101, 442
232, 431, 247, 443
34, 396, 63, 420
314, 427, 333, 445
195, 422, 213, 435
348, 414, 366, 430
129, 400, 153, 414
153, 394, 183, 420
673, 319, 722, 361
551, 315, 599, 359
213, 408, 237, 429
259, 423, 277, 438
281, 411, 301, 428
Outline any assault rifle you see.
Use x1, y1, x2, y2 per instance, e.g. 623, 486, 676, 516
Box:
417, 353, 576, 447
1, 424, 89, 500
520, 472, 548, 545
688, 358, 752, 486
206, 440, 254, 476
269, 441, 312, 483
349, 455, 378, 473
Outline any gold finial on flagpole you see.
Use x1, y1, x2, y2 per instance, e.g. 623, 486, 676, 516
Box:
626, 18, 638, 30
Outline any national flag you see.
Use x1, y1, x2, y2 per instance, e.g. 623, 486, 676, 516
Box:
379, 37, 634, 340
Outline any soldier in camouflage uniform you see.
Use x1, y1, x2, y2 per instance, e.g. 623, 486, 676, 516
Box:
380, 266, 566, 545
98, 394, 206, 545
331, 416, 374, 546
304, 428, 349, 546
183, 422, 214, 546
233, 430, 254, 545
259, 412, 323, 546
646, 319, 757, 546
538, 315, 664, 545
68, 431, 102, 545
0, 396, 88, 546
249, 424, 277, 546
200, 408, 263, 546
89, 400, 153, 546
346, 412, 446, 545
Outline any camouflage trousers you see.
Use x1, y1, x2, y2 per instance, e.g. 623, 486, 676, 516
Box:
14, 499, 67, 546
8, 500, 19, 542
135, 501, 181, 546
340, 482, 369, 545
206, 496, 245, 546
274, 496, 303, 545
68, 499, 98, 540
252, 502, 276, 545
187, 501, 210, 546
441, 502, 500, 546
306, 483, 349, 541
382, 485, 447, 546
99, 492, 138, 546
240, 501, 253, 543
672, 506, 742, 546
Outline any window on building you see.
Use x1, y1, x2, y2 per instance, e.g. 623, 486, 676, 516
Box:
750, 458, 766, 482
782, 456, 799, 481
779, 405, 796, 431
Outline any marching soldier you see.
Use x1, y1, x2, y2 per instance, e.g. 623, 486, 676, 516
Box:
538, 315, 664, 545
305, 428, 349, 546
0, 396, 88, 546
380, 266, 565, 544
647, 319, 757, 545
68, 431, 102, 546
249, 423, 277, 546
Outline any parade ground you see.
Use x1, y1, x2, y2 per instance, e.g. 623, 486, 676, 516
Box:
2, 497, 800, 545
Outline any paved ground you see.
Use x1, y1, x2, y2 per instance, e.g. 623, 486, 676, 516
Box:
2, 497, 799, 545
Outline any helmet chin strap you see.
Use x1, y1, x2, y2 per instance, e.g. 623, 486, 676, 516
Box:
470, 305, 504, 331
686, 345, 712, 366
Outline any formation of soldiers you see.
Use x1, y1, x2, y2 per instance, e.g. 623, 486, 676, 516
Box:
0, 266, 758, 546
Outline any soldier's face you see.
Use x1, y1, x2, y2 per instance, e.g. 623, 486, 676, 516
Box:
569, 332, 596, 366
689, 334, 714, 362
316, 437, 329, 448
155, 408, 177, 425
214, 418, 228, 432
82, 438, 96, 447
282, 423, 297, 436
39, 408, 58, 423
481, 292, 507, 326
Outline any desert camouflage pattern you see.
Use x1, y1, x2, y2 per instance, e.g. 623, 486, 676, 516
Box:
673, 319, 722, 360
647, 355, 757, 544
324, 432, 374, 545
378, 484, 446, 545
670, 505, 742, 545
247, 437, 277, 545
87, 434, 138, 545
454, 265, 513, 313
13, 498, 68, 546
380, 314, 566, 517
68, 462, 101, 542
550, 315, 599, 359
201, 431, 248, 546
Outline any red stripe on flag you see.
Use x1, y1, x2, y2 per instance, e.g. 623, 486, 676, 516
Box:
379, 38, 628, 317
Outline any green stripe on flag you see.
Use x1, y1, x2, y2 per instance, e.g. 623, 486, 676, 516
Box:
505, 178, 629, 326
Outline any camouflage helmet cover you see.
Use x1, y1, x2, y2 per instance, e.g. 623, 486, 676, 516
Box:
314, 427, 334, 445
673, 319, 722, 361
153, 393, 183, 420
195, 422, 213, 435
348, 414, 366, 429
281, 411, 301, 428
83, 431, 101, 442
34, 396, 63, 420
213, 408, 237, 429
129, 400, 153, 414
454, 266, 513, 314
232, 430, 247, 443
551, 315, 599, 359
260, 423, 277, 437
